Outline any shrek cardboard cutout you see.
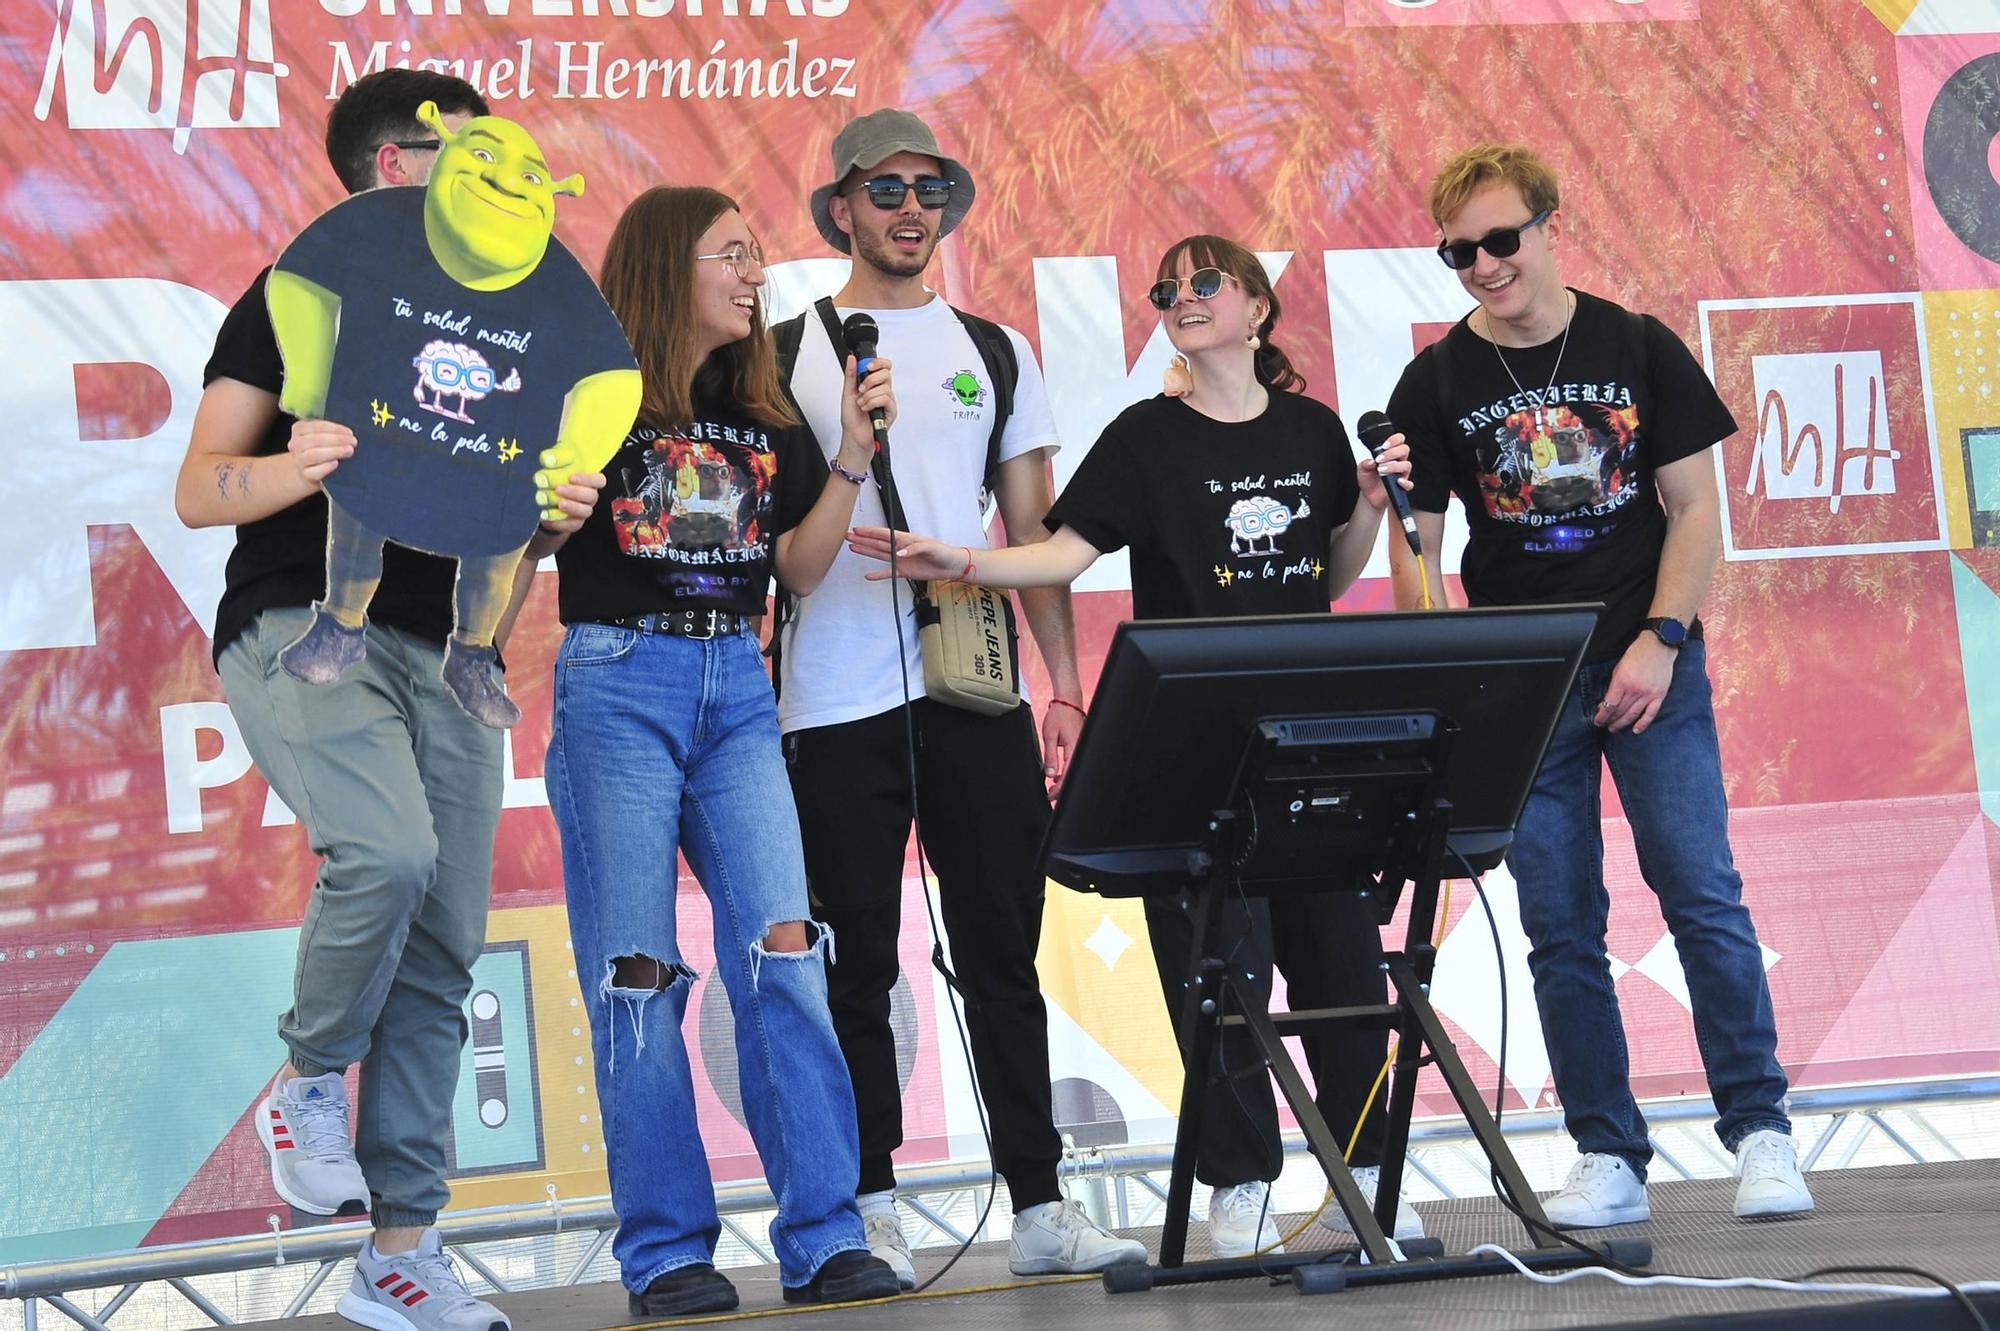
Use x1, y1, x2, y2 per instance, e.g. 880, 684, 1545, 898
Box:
268, 103, 640, 728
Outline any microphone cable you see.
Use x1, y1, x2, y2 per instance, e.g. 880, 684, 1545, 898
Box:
876, 426, 1000, 1295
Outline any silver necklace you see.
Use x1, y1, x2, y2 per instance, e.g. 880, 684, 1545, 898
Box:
1487, 291, 1575, 433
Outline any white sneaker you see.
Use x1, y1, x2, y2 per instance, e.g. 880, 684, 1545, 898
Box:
1318, 1166, 1425, 1241
257, 1072, 369, 1216
338, 1229, 508, 1331
1543, 1153, 1650, 1229
856, 1192, 916, 1291
1008, 1197, 1147, 1275
1734, 1129, 1813, 1219
1207, 1181, 1285, 1258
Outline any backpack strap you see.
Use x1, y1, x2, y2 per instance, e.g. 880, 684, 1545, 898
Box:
765, 297, 861, 694
948, 305, 1019, 498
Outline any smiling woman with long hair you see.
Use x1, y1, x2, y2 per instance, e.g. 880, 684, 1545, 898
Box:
525, 185, 900, 1317
847, 232, 1423, 1260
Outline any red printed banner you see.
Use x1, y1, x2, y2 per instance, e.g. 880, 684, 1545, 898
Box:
2, 0, 1996, 1263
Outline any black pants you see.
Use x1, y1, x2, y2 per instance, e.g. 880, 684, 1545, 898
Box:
1144, 889, 1392, 1186
785, 699, 1064, 1207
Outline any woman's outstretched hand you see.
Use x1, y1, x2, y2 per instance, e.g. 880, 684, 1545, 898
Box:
846, 526, 975, 582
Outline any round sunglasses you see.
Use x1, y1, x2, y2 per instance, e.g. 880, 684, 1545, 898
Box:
850, 176, 955, 211
1148, 267, 1242, 311
1436, 209, 1551, 271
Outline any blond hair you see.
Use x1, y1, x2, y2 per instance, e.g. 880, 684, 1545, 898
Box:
1428, 143, 1561, 228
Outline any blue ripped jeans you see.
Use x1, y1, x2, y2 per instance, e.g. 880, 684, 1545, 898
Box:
1507, 640, 1791, 1181
547, 623, 867, 1292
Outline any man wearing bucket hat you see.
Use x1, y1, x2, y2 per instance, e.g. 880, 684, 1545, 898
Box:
773, 108, 1143, 1283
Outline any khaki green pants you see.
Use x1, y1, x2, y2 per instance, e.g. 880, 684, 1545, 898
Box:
220, 606, 502, 1227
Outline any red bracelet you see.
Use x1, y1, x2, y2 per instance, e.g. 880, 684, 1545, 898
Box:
1048, 698, 1086, 717
959, 547, 976, 582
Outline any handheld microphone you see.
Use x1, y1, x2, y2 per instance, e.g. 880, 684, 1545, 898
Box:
1356, 410, 1421, 558
840, 312, 890, 451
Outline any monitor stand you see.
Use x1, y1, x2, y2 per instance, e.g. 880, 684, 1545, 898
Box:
1112, 790, 1652, 1295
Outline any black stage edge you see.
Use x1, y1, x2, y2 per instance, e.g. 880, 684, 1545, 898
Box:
243, 1159, 2000, 1330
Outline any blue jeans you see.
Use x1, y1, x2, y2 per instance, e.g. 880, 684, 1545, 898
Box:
546, 623, 867, 1291
1508, 640, 1790, 1181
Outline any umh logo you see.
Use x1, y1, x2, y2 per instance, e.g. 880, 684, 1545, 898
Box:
34, 0, 287, 155
1746, 352, 1899, 514
1700, 293, 1947, 562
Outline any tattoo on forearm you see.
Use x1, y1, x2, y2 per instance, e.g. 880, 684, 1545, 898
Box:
214, 461, 254, 502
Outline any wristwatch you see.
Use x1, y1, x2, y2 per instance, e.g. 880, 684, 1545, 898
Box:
1643, 616, 1688, 649
828, 456, 870, 486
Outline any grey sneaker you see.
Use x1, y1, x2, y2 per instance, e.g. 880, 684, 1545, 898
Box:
440, 639, 519, 730
279, 604, 368, 685
338, 1229, 509, 1331
256, 1073, 368, 1217
862, 1209, 916, 1290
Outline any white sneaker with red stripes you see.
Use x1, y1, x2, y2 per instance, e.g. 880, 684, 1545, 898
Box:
256, 1072, 369, 1217
338, 1229, 509, 1331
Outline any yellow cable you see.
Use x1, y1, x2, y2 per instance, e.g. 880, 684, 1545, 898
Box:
1415, 553, 1435, 611
1259, 879, 1454, 1253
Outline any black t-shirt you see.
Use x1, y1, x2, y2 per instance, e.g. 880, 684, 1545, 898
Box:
203, 268, 458, 667
276, 188, 636, 557
1388, 289, 1736, 662
1045, 392, 1362, 620
554, 392, 825, 623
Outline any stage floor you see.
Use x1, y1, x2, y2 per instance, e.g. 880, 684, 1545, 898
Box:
246, 1160, 1999, 1330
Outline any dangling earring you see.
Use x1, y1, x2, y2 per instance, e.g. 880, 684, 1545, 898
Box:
1163, 352, 1194, 398
1246, 324, 1262, 352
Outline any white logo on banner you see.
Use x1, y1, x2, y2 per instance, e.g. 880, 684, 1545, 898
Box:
35, 0, 287, 154
1746, 351, 1899, 513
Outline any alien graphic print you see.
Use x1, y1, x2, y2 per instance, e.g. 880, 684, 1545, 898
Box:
270, 185, 636, 558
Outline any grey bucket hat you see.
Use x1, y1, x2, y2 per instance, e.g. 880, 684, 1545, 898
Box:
809, 108, 978, 254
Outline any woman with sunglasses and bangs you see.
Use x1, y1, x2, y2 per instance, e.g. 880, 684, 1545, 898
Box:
503, 185, 902, 1317
846, 233, 1422, 1260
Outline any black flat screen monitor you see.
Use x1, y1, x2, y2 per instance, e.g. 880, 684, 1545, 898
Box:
1041, 606, 1599, 897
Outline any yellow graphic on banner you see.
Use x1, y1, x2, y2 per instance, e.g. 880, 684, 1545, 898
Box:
1925, 291, 2000, 550
445, 903, 609, 1212
1036, 884, 1186, 1114
1863, 0, 1926, 33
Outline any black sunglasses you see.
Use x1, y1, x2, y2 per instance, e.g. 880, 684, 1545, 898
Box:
1436, 209, 1551, 270
852, 176, 955, 210
1148, 267, 1240, 311
388, 139, 442, 152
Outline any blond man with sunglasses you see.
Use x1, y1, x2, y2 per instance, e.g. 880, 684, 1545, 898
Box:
1386, 142, 1813, 1230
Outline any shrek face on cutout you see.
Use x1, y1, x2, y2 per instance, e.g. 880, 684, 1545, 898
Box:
416, 100, 584, 291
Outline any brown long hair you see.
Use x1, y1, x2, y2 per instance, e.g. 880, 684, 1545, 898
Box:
599, 185, 797, 430
1155, 235, 1304, 394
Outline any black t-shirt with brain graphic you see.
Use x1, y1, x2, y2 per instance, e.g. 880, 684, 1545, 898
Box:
1045, 392, 1362, 620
